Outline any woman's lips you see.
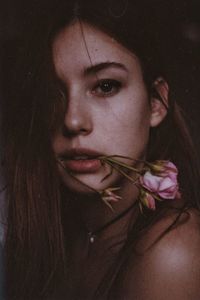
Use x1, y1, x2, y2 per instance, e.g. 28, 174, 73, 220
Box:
58, 148, 103, 173
63, 158, 101, 173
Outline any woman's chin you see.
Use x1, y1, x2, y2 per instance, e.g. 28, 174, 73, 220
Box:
59, 168, 121, 194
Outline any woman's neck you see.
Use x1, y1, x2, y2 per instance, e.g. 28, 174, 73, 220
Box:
63, 179, 140, 245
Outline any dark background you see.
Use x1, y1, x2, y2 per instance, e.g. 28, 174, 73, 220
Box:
0, 0, 200, 151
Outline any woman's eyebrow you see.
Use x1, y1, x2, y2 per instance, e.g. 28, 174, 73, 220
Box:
83, 62, 128, 76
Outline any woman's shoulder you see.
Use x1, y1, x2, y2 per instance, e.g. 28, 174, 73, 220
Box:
123, 208, 200, 299
137, 207, 200, 251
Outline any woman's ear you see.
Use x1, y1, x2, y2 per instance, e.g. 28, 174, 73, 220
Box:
150, 77, 169, 127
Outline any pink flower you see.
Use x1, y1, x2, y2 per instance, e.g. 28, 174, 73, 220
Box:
140, 189, 156, 210
140, 161, 180, 199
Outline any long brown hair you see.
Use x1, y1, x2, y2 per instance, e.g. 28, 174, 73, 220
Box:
2, 0, 200, 299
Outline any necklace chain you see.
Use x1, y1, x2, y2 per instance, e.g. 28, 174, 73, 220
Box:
87, 201, 137, 243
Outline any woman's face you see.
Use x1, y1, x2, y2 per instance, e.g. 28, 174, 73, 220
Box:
52, 21, 158, 192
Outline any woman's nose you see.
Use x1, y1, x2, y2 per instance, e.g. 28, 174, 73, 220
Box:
62, 93, 93, 137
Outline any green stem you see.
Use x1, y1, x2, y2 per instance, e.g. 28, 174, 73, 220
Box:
100, 157, 143, 174
105, 160, 140, 184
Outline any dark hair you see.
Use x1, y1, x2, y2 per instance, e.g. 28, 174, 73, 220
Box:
2, 0, 200, 299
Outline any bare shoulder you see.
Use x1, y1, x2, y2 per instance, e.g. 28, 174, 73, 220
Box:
123, 208, 200, 300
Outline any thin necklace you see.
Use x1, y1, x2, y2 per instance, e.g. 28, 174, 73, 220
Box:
87, 201, 138, 243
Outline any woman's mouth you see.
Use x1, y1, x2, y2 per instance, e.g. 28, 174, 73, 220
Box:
58, 148, 102, 173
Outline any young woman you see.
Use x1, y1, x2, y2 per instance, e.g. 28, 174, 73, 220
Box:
2, 0, 200, 299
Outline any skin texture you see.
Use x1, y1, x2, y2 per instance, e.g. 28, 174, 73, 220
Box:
121, 209, 200, 300
52, 21, 166, 195
50, 21, 200, 300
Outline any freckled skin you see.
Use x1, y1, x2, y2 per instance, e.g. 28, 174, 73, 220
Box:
50, 22, 200, 300
52, 21, 156, 193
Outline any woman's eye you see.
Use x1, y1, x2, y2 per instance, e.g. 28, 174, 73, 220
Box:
92, 79, 122, 97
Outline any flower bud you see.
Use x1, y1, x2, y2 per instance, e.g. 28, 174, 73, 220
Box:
139, 189, 156, 210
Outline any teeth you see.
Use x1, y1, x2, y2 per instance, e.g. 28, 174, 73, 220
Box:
59, 155, 97, 161
73, 156, 90, 160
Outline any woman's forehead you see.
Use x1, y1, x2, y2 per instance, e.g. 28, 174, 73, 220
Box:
52, 21, 141, 80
